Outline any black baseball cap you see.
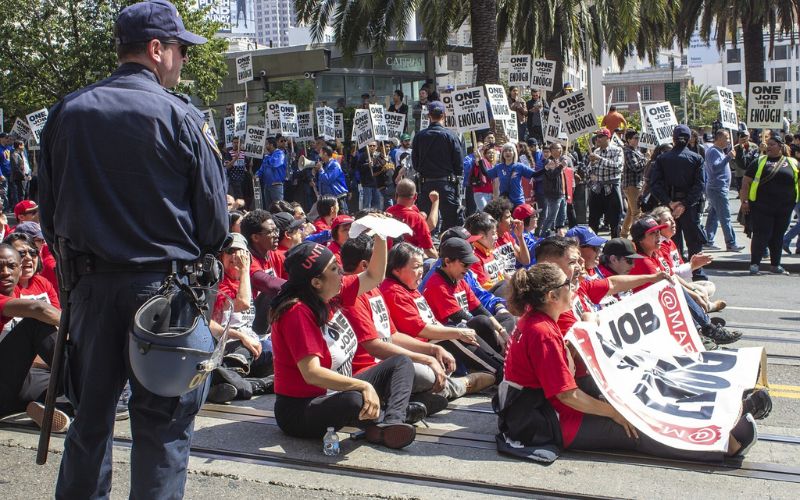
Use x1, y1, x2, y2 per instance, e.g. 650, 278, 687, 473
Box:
630, 217, 668, 241
441, 226, 482, 244
601, 238, 644, 259
115, 0, 207, 46
273, 212, 304, 233
440, 238, 479, 265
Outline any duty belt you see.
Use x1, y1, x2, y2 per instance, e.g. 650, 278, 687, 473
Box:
421, 176, 455, 183
75, 255, 198, 276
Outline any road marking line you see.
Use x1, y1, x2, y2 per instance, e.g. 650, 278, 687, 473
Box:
769, 391, 800, 400
727, 306, 799, 314
769, 384, 800, 392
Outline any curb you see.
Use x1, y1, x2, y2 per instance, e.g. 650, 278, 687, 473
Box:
705, 259, 800, 273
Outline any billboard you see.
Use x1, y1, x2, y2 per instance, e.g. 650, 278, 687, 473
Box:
196, 0, 255, 36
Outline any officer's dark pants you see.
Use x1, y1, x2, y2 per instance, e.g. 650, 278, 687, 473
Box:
418, 180, 462, 234
0, 318, 57, 416
673, 202, 707, 279
57, 272, 208, 500
588, 184, 623, 237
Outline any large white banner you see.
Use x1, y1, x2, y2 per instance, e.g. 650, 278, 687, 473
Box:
453, 86, 490, 134
233, 102, 247, 139
384, 111, 406, 140
279, 103, 299, 138
441, 93, 458, 132
297, 112, 314, 142
530, 58, 557, 92
747, 83, 785, 129
551, 89, 597, 140
316, 106, 335, 141
243, 126, 266, 159
353, 109, 375, 149
566, 282, 764, 452
25, 108, 48, 143
236, 53, 253, 84
508, 55, 531, 88
643, 102, 678, 145
717, 86, 739, 130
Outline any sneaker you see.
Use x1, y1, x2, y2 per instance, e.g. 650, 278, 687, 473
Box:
731, 413, 758, 457
742, 388, 772, 420
749, 264, 759, 275
463, 372, 495, 394
206, 382, 237, 404
248, 375, 274, 396
726, 245, 745, 252
26, 401, 71, 433
410, 392, 448, 417
701, 324, 742, 345
365, 423, 416, 449
404, 402, 428, 424
770, 266, 790, 275
709, 317, 726, 327
700, 336, 718, 351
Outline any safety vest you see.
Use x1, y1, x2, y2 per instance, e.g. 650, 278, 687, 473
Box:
749, 156, 799, 202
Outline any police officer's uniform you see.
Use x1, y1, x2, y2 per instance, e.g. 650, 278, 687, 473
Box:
648, 125, 707, 279
411, 101, 465, 232
38, 1, 228, 498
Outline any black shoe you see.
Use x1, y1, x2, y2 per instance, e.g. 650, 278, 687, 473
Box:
731, 413, 758, 457
701, 336, 718, 351
207, 383, 237, 404
248, 375, 274, 396
710, 317, 726, 327
365, 423, 416, 449
410, 392, 448, 417
701, 324, 742, 345
404, 402, 428, 424
742, 388, 772, 420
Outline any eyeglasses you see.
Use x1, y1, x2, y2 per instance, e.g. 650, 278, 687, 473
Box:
18, 248, 38, 258
624, 257, 635, 264
258, 228, 279, 236
160, 40, 189, 58
550, 278, 573, 293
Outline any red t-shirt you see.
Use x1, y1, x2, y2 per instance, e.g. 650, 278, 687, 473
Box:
470, 243, 504, 290
386, 204, 434, 250
272, 274, 360, 398
494, 232, 517, 276
504, 310, 583, 446
341, 287, 396, 374
15, 274, 60, 308
327, 240, 344, 267
421, 270, 480, 322
659, 238, 683, 270
379, 277, 438, 339
40, 244, 59, 292
628, 251, 670, 292
556, 277, 610, 379
313, 217, 331, 234
249, 249, 287, 289
0, 294, 15, 332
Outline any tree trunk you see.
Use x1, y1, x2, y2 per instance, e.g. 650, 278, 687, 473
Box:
742, 18, 765, 108
544, 31, 564, 104
470, 0, 499, 85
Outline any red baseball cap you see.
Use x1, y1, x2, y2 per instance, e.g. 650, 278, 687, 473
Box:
14, 200, 38, 219
331, 215, 355, 230
594, 128, 612, 139
512, 203, 536, 220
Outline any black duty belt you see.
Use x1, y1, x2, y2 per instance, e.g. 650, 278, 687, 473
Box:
75, 255, 198, 276
421, 176, 455, 183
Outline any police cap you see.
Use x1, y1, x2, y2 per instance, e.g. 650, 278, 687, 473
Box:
115, 0, 207, 46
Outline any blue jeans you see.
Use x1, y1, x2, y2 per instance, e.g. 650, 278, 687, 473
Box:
473, 192, 492, 211
262, 183, 284, 210
541, 196, 566, 236
783, 202, 800, 251
361, 186, 383, 210
704, 187, 737, 247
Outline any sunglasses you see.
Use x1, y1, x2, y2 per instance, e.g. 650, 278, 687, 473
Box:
160, 39, 189, 58
18, 248, 38, 258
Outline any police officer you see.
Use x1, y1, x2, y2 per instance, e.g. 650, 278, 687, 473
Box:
648, 124, 707, 280
38, 1, 228, 498
411, 101, 465, 232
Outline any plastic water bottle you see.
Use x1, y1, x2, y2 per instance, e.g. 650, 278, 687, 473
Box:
323, 427, 340, 456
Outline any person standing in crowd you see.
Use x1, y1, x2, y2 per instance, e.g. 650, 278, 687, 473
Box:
388, 90, 409, 133
525, 90, 545, 143
38, 2, 228, 497
688, 130, 706, 157
412, 101, 464, 232
621, 130, 647, 238
225, 136, 248, 203
586, 128, 624, 238
508, 86, 528, 141
704, 130, 744, 252
412, 88, 430, 133
601, 106, 627, 133
782, 144, 800, 255
740, 135, 799, 275
315, 145, 349, 213
538, 143, 571, 236
357, 141, 385, 210
464, 144, 494, 211
257, 137, 287, 210
648, 125, 707, 281
0, 133, 13, 211
732, 130, 759, 193
10, 140, 30, 203
487, 143, 537, 208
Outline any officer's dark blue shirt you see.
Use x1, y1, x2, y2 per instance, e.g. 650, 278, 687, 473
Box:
649, 144, 706, 207
411, 122, 464, 179
38, 63, 228, 263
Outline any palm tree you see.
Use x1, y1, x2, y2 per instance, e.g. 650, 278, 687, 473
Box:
684, 84, 717, 126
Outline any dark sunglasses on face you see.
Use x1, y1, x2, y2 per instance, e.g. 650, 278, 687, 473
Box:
18, 248, 38, 258
160, 39, 188, 57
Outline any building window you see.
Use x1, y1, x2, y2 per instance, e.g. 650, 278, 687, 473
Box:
796, 89, 800, 103
773, 67, 791, 82
681, 54, 688, 66
727, 70, 742, 85
773, 45, 790, 60
612, 87, 626, 103
787, 88, 793, 103
640, 85, 652, 100
797, 110, 800, 122
796, 66, 799, 82
727, 49, 741, 63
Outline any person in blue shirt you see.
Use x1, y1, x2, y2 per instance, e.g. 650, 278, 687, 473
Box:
0, 133, 13, 212
704, 130, 744, 251
486, 143, 539, 207
510, 203, 542, 268
314, 144, 349, 213
256, 137, 287, 210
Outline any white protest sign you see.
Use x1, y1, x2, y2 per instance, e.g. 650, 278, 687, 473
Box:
297, 112, 314, 142
25, 108, 48, 143
419, 105, 430, 130
384, 112, 406, 140
551, 89, 597, 140
543, 110, 566, 145
266, 101, 283, 135
348, 215, 412, 239
223, 116, 236, 148
484, 84, 513, 122
717, 86, 738, 130
316, 106, 335, 140
441, 93, 458, 132
202, 110, 217, 141
566, 282, 764, 452
644, 102, 679, 145
496, 119, 518, 144
279, 103, 299, 138
508, 55, 531, 87
334, 113, 344, 141
236, 54, 253, 84
243, 126, 267, 159
452, 86, 490, 134
368, 104, 389, 141
233, 102, 247, 138
530, 58, 557, 91
353, 109, 375, 149
747, 83, 785, 129
10, 117, 32, 141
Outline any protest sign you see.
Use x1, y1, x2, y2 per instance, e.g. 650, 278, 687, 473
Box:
25, 108, 48, 143
496, 119, 518, 144
484, 84, 513, 122
419, 106, 430, 130
316, 106, 335, 140
202, 110, 217, 141
441, 93, 458, 132
223, 116, 236, 148
10, 117, 32, 141
452, 86, 490, 134
551, 89, 597, 140
543, 110, 566, 145
644, 102, 679, 145
508, 55, 531, 87
384, 112, 406, 140
233, 102, 247, 138
236, 54, 253, 84
266, 101, 283, 135
297, 112, 314, 142
717, 86, 739, 130
243, 126, 266, 159
279, 103, 299, 138
353, 109, 375, 149
747, 83, 785, 129
368, 104, 389, 141
334, 113, 344, 141
566, 281, 764, 452
530, 59, 557, 91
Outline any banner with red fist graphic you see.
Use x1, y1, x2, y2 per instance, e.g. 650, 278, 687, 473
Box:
566, 281, 765, 452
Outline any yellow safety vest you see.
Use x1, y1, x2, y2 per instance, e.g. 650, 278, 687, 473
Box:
749, 155, 799, 202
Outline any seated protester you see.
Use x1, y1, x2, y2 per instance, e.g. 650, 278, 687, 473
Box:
564, 226, 607, 279
650, 206, 722, 313
484, 198, 530, 276
4, 233, 58, 307
486, 143, 539, 207
0, 245, 66, 431
327, 215, 354, 265
271, 239, 418, 449
209, 234, 275, 404
273, 212, 305, 259
512, 203, 541, 268
312, 195, 339, 235
380, 242, 504, 383
12, 222, 57, 293
628, 217, 742, 347
498, 262, 760, 461
386, 179, 438, 259
464, 212, 505, 291
592, 238, 645, 308
241, 210, 287, 336
268, 200, 294, 214
340, 235, 488, 407
229, 211, 244, 233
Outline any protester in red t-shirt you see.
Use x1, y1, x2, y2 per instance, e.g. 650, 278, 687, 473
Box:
484, 198, 530, 276
4, 233, 59, 307
326, 215, 354, 266
464, 212, 504, 290
312, 195, 339, 234
270, 238, 418, 449
272, 211, 305, 259
386, 179, 438, 259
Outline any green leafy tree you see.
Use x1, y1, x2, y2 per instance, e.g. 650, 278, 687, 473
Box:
261, 80, 317, 112
0, 0, 226, 126
685, 84, 717, 128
